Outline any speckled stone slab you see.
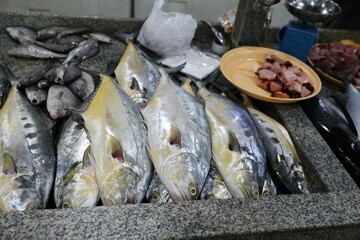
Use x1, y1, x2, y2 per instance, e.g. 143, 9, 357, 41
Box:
1, 10, 360, 240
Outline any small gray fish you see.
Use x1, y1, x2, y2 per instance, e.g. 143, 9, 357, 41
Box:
47, 85, 81, 119
37, 79, 52, 89
44, 64, 66, 83
54, 116, 99, 208
37, 27, 70, 41
200, 164, 232, 200
0, 64, 12, 108
146, 172, 172, 203
62, 39, 99, 67
57, 27, 89, 39
82, 33, 113, 44
69, 71, 95, 101
8, 44, 67, 59
17, 64, 52, 89
25, 85, 47, 105
34, 41, 76, 53
6, 27, 37, 43
53, 35, 84, 46
62, 63, 82, 85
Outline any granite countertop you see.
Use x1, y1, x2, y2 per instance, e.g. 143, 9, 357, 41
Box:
1, 10, 360, 240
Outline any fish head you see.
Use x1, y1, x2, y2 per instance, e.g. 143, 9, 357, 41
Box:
162, 151, 205, 201
290, 162, 309, 193
0, 175, 41, 212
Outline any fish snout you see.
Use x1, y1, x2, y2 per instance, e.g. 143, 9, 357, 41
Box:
7, 189, 40, 211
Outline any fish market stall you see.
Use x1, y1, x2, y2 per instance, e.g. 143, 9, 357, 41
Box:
1, 3, 360, 239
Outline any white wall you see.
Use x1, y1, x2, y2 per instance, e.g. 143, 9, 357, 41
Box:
134, 0, 239, 22
270, 1, 294, 28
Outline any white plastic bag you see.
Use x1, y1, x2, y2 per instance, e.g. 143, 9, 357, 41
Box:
137, 0, 197, 57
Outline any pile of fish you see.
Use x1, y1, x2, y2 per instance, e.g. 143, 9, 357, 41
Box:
4, 26, 113, 119
0, 33, 310, 212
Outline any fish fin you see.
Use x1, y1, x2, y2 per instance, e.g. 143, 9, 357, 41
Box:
112, 31, 138, 43
145, 144, 154, 164
130, 77, 140, 91
227, 130, 241, 153
69, 112, 85, 126
109, 135, 124, 163
2, 153, 17, 174
161, 62, 187, 74
168, 123, 182, 148
82, 146, 93, 169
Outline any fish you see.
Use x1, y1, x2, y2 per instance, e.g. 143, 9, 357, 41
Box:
52, 35, 84, 47
6, 27, 37, 43
57, 27, 90, 39
25, 85, 47, 105
46, 85, 81, 119
82, 33, 113, 44
142, 69, 211, 201
17, 64, 53, 89
248, 108, 309, 194
54, 116, 99, 208
345, 76, 360, 146
62, 63, 82, 85
8, 44, 67, 59
37, 79, 52, 89
37, 27, 70, 41
261, 172, 277, 196
44, 64, 66, 83
146, 171, 172, 203
62, 39, 99, 67
0, 64, 12, 108
33, 41, 76, 53
80, 75, 153, 205
0, 87, 55, 212
200, 164, 232, 200
302, 95, 360, 186
69, 71, 95, 101
114, 41, 160, 109
196, 84, 266, 199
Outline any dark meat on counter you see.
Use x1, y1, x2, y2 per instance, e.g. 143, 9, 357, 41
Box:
308, 42, 360, 86
256, 55, 314, 98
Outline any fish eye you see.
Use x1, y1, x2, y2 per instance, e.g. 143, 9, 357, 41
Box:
189, 187, 197, 196
62, 202, 70, 208
252, 190, 260, 198
151, 194, 159, 201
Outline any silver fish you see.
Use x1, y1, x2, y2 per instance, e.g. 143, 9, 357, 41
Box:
248, 107, 309, 194
34, 41, 76, 53
25, 85, 47, 105
62, 39, 99, 67
6, 27, 37, 43
146, 171, 172, 203
37, 79, 52, 89
54, 116, 99, 208
69, 71, 95, 101
197, 85, 266, 199
200, 164, 232, 200
37, 27, 70, 41
47, 85, 81, 119
143, 69, 211, 201
81, 75, 153, 205
0, 64, 12, 108
0, 87, 55, 212
115, 41, 160, 109
8, 44, 67, 59
82, 33, 113, 44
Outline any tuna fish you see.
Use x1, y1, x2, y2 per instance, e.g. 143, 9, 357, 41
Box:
0, 87, 55, 212
80, 75, 153, 205
54, 116, 99, 208
143, 69, 211, 201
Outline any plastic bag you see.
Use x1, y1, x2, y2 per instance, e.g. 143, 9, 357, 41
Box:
137, 0, 197, 57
